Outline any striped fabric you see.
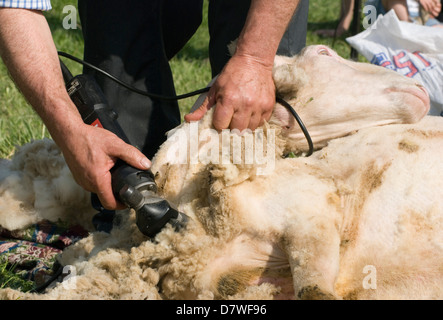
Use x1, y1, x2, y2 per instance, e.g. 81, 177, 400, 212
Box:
406, 0, 420, 18
0, 0, 52, 11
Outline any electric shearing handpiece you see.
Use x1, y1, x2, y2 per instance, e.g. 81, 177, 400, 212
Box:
60, 61, 188, 238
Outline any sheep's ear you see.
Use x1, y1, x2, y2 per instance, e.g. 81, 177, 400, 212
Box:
273, 56, 297, 96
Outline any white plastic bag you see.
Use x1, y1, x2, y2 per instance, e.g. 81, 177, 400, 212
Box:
347, 10, 443, 116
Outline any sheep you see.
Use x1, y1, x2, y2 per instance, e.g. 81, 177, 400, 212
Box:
147, 113, 443, 300
0, 45, 438, 300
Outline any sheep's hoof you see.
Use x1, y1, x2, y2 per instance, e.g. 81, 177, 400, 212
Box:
297, 285, 336, 300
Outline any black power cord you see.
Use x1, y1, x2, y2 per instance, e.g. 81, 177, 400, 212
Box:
58, 51, 314, 156
30, 261, 63, 293
58, 51, 210, 101
276, 97, 313, 157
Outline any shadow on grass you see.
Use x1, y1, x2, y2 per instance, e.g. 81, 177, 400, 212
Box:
175, 41, 209, 61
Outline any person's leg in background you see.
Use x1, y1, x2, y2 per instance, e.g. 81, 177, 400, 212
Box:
77, 0, 203, 230
162, 0, 204, 60
78, 0, 202, 159
437, 0, 443, 21
383, 0, 410, 20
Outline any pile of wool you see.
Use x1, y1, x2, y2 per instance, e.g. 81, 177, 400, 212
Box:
0, 139, 94, 231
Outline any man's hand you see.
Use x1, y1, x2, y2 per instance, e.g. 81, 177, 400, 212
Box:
59, 123, 151, 210
184, 54, 275, 131
185, 0, 300, 131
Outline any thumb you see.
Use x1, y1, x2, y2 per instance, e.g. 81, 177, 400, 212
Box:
184, 94, 214, 122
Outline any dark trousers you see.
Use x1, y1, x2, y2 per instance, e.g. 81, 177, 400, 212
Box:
437, 0, 443, 22
77, 0, 308, 158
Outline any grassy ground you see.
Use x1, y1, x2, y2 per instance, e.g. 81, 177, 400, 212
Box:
0, 0, 364, 290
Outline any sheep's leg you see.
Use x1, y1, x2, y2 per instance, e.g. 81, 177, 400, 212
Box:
283, 220, 341, 300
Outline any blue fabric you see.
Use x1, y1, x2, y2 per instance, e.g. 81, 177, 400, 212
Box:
365, 0, 387, 16
424, 17, 442, 26
0, 0, 51, 11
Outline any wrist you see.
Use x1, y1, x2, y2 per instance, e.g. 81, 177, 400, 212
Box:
39, 97, 85, 142
232, 47, 276, 71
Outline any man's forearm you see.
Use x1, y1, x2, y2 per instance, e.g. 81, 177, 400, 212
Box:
0, 8, 82, 146
235, 0, 301, 67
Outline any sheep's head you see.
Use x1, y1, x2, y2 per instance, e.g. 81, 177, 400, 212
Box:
270, 45, 430, 153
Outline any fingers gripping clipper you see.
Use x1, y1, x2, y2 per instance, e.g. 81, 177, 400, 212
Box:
59, 61, 188, 237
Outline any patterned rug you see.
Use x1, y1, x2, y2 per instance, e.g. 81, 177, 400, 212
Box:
0, 220, 89, 292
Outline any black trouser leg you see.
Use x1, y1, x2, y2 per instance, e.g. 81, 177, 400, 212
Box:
77, 0, 202, 231
162, 0, 204, 60
78, 0, 201, 158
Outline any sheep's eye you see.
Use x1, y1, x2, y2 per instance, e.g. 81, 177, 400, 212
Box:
318, 48, 330, 56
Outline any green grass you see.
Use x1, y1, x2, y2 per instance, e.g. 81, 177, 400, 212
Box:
0, 1, 84, 158
0, 260, 34, 292
0, 0, 364, 289
169, 0, 211, 117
